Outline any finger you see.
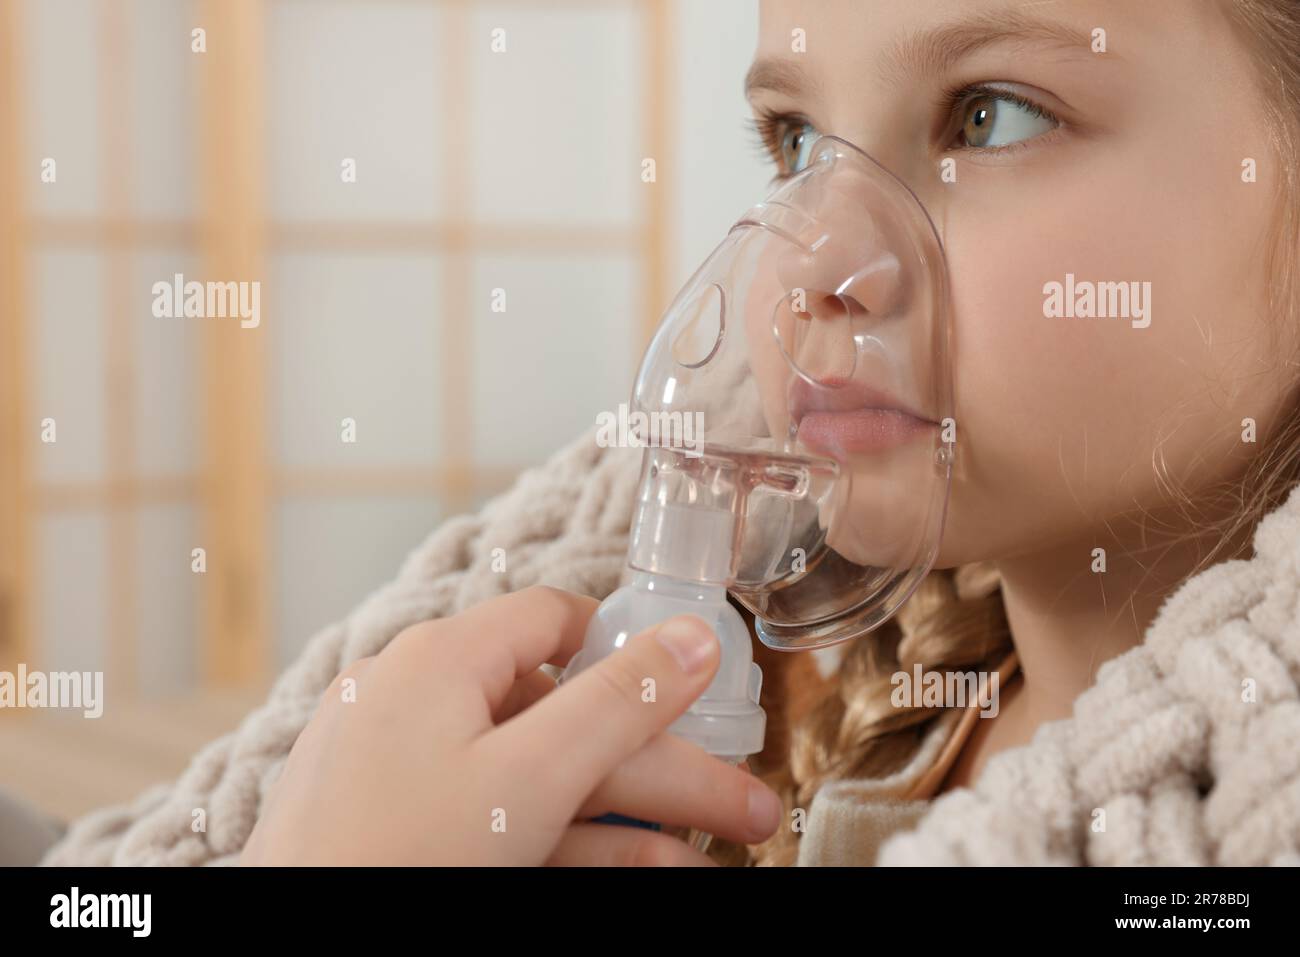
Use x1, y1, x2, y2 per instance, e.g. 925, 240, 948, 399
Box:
576, 733, 781, 844
323, 656, 377, 706
546, 823, 717, 867
306, 656, 377, 730
388, 585, 598, 719
492, 667, 557, 723
480, 614, 720, 812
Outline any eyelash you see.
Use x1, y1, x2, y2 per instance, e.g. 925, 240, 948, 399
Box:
746, 84, 1063, 181
746, 108, 808, 184
939, 82, 1062, 154
745, 107, 812, 183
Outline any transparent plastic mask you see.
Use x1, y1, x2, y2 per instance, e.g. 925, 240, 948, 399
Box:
628, 133, 953, 651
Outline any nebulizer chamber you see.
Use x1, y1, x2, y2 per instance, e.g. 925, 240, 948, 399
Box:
559, 134, 954, 848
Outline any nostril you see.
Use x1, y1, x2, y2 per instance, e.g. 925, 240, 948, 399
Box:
771, 290, 858, 384
803, 291, 868, 324
779, 288, 842, 326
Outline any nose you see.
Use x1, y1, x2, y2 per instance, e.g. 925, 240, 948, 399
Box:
769, 170, 907, 385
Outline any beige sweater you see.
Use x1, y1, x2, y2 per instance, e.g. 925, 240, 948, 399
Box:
40, 433, 1300, 866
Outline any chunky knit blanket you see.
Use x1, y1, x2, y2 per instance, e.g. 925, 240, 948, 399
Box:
40, 432, 1300, 866
876, 485, 1300, 866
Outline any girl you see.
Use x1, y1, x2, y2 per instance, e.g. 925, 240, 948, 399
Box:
50, 0, 1300, 866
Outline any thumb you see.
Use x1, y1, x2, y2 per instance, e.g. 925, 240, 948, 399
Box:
485, 615, 720, 813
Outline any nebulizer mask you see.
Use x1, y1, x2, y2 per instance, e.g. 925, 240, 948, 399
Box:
560, 134, 954, 849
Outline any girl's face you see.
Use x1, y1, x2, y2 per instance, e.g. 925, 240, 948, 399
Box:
748, 0, 1295, 566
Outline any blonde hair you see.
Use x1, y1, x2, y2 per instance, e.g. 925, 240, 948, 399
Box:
710, 0, 1300, 868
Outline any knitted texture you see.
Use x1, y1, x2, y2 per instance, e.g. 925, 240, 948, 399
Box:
41, 432, 642, 866
876, 484, 1300, 866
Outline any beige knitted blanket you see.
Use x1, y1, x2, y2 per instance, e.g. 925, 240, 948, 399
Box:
875, 484, 1300, 867
40, 432, 1300, 866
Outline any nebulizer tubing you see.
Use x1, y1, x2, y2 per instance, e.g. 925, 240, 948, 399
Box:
558, 133, 953, 854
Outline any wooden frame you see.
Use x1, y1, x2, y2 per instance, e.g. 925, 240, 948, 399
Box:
198, 0, 271, 687
0, 0, 31, 689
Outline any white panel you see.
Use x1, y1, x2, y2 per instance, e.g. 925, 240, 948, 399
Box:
28, 250, 107, 482
269, 252, 442, 469
670, 0, 770, 289
267, 0, 443, 221
471, 251, 637, 468
274, 496, 443, 667
470, 3, 641, 226
35, 512, 108, 676
127, 0, 198, 219
134, 503, 200, 696
20, 0, 102, 217
132, 250, 200, 476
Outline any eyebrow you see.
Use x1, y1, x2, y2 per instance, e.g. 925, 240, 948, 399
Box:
881, 11, 1100, 84
744, 57, 821, 100
744, 10, 1103, 100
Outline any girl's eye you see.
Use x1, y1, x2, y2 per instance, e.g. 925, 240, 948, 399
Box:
956, 91, 1058, 150
748, 111, 820, 180
777, 121, 818, 174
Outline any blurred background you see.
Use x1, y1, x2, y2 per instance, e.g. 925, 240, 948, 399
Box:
0, 0, 771, 821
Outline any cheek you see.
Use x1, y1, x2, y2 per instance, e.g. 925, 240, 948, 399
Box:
937, 153, 1281, 560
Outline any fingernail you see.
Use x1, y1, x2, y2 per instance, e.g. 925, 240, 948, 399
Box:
747, 782, 782, 836
654, 616, 716, 673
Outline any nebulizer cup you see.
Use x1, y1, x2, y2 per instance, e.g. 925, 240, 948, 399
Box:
559, 134, 954, 852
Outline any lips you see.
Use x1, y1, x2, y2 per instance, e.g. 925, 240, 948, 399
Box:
789, 377, 936, 458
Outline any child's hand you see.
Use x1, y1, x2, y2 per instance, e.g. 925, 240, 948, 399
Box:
240, 585, 782, 866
